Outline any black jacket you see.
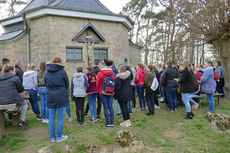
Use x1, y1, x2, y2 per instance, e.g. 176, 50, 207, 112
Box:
161, 67, 178, 87
179, 68, 194, 93
114, 70, 132, 102
0, 73, 24, 105
45, 63, 69, 108
15, 65, 24, 83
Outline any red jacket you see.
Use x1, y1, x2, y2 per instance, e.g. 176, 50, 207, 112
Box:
96, 67, 115, 94
135, 68, 146, 86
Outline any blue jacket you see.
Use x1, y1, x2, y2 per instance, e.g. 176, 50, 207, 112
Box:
45, 63, 69, 108
216, 66, 224, 78
200, 67, 216, 94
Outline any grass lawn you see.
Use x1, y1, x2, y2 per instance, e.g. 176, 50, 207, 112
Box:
0, 97, 230, 153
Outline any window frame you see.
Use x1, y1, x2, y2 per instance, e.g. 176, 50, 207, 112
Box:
93, 48, 108, 61
66, 47, 83, 62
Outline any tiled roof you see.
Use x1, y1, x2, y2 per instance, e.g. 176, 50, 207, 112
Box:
19, 0, 114, 15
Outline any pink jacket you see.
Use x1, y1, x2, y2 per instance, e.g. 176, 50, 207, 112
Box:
135, 69, 146, 86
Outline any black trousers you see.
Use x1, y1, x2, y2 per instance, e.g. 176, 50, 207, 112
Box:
118, 100, 130, 121
146, 87, 155, 114
132, 86, 136, 108
85, 93, 101, 117
154, 90, 159, 106
74, 97, 85, 123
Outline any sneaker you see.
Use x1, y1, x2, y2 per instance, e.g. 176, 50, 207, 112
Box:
106, 124, 114, 128
117, 113, 121, 116
155, 105, 160, 109
96, 115, 101, 120
36, 115, 42, 120
146, 113, 152, 116
84, 113, 88, 117
120, 121, 126, 126
81, 122, 86, 126
68, 117, 73, 122
174, 108, 178, 111
51, 138, 56, 143
56, 135, 68, 142
132, 108, 136, 112
42, 119, 46, 124
45, 119, 49, 124
89, 119, 96, 123
19, 121, 29, 127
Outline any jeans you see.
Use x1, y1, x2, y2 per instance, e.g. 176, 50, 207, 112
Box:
96, 93, 101, 117
206, 94, 215, 113
165, 86, 178, 110
189, 95, 199, 105
48, 107, 65, 139
128, 101, 132, 112
17, 100, 28, 121
136, 85, 145, 109
74, 97, 85, 123
146, 87, 155, 114
101, 94, 114, 125
66, 105, 71, 118
39, 88, 48, 119
116, 100, 120, 114
131, 86, 136, 108
118, 100, 130, 121
26, 89, 40, 115
88, 93, 97, 118
182, 93, 192, 113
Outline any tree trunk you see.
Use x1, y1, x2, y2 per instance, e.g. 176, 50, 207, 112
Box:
213, 40, 230, 100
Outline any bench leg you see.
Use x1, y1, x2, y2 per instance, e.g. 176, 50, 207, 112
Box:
12, 114, 20, 126
0, 110, 5, 140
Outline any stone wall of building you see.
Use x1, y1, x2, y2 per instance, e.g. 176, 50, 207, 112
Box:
129, 43, 142, 66
29, 15, 131, 77
0, 34, 27, 67
0, 15, 140, 79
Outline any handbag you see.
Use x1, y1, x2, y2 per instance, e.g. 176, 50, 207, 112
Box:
150, 77, 159, 91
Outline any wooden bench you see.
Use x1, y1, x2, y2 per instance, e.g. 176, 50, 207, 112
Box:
198, 93, 223, 107
0, 91, 29, 140
0, 104, 19, 140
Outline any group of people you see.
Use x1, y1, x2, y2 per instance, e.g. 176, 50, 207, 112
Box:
0, 57, 225, 143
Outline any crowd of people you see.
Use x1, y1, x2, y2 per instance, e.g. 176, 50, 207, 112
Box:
0, 57, 225, 143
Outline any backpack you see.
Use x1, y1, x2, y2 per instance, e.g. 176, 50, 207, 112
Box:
88, 73, 97, 87
214, 70, 220, 81
102, 72, 115, 96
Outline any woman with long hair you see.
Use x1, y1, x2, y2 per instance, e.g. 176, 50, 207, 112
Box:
38, 62, 49, 124
135, 63, 146, 110
179, 61, 195, 119
115, 65, 132, 127
23, 63, 41, 120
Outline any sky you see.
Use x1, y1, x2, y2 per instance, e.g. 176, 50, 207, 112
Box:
0, 0, 131, 34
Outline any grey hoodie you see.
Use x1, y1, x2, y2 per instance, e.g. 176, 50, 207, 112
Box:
71, 72, 89, 98
23, 71, 38, 91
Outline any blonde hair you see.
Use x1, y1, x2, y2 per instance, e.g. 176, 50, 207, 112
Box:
27, 63, 36, 71
182, 60, 191, 72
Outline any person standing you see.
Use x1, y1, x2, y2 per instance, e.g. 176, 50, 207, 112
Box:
96, 59, 115, 127
216, 61, 225, 98
15, 61, 24, 83
161, 62, 178, 111
38, 62, 49, 124
111, 61, 121, 116
71, 67, 89, 125
94, 59, 102, 119
179, 61, 195, 119
129, 64, 136, 112
200, 60, 216, 113
45, 57, 69, 142
144, 65, 156, 116
135, 63, 146, 110
23, 63, 41, 120
115, 65, 132, 127
86, 67, 98, 122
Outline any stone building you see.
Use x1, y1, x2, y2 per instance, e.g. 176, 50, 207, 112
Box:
0, 0, 141, 76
